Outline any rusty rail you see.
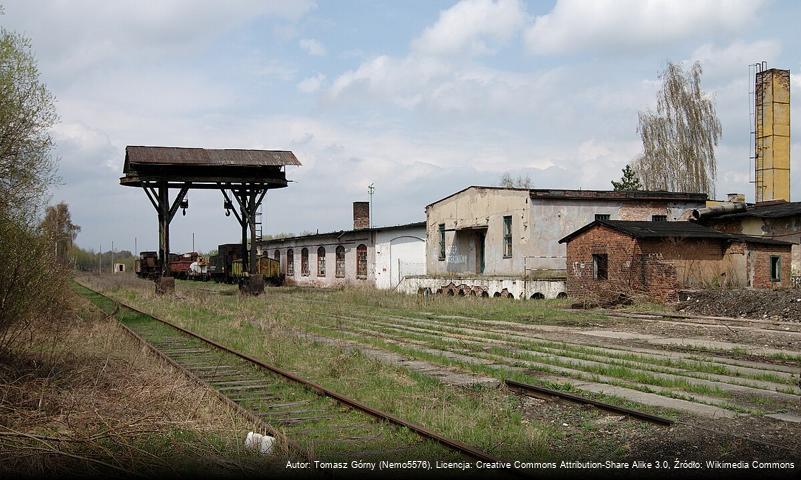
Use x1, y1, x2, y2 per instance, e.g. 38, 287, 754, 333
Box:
504, 379, 674, 426
78, 283, 503, 465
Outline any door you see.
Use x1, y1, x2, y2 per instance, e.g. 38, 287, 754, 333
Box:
476, 229, 486, 274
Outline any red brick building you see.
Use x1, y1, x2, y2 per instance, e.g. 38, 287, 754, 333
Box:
559, 220, 792, 302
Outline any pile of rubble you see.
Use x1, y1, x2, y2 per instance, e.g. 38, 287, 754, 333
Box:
677, 289, 801, 322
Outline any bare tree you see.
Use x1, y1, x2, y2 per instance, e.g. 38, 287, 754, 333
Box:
40, 202, 80, 263
499, 172, 533, 188
633, 61, 721, 196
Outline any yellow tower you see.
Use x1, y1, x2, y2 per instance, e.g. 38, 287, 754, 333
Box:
755, 68, 791, 202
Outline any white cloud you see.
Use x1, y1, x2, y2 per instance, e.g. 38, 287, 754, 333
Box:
524, 0, 765, 55
412, 0, 526, 56
1, 0, 317, 73
688, 40, 781, 81
297, 73, 326, 93
299, 38, 327, 56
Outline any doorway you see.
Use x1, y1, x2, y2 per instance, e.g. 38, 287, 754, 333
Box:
476, 229, 486, 274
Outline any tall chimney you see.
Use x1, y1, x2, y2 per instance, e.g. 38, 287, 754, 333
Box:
755, 67, 791, 202
353, 201, 370, 230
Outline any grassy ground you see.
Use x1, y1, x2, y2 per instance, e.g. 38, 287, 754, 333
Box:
75, 274, 801, 464
0, 282, 281, 477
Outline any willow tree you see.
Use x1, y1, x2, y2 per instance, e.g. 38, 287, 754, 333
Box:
633, 61, 721, 196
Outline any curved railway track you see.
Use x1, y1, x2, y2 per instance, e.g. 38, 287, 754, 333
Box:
75, 283, 505, 468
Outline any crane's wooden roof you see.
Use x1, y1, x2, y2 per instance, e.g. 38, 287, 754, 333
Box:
120, 146, 301, 189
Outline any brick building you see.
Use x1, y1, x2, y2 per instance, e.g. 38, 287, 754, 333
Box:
559, 220, 792, 302
693, 200, 801, 274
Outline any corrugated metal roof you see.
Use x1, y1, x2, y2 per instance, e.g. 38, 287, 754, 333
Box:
559, 220, 791, 246
125, 146, 301, 168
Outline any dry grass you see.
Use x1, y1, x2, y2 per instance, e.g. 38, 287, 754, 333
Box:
0, 286, 281, 477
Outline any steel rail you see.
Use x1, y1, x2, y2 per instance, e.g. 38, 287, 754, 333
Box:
504, 379, 674, 426
79, 283, 503, 465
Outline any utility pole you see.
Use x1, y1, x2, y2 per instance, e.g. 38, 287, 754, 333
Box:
111, 241, 114, 274
368, 183, 375, 229
192, 232, 195, 253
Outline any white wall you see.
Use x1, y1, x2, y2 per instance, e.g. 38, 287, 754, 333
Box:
375, 226, 426, 289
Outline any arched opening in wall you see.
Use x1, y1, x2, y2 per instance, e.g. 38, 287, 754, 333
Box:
335, 246, 345, 278
557, 292, 567, 299
274, 249, 280, 262
317, 246, 326, 277
286, 249, 294, 276
480, 291, 489, 297
301, 248, 309, 276
493, 292, 501, 298
356, 244, 367, 278
530, 292, 545, 300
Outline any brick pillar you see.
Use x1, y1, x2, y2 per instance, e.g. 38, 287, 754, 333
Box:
353, 201, 370, 230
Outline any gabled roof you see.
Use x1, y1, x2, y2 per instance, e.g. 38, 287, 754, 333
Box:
558, 220, 791, 246
426, 186, 706, 208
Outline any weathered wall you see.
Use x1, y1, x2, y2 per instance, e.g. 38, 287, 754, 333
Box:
426, 188, 530, 276
426, 187, 705, 279
563, 225, 653, 299
706, 215, 801, 274
564, 225, 790, 303
530, 199, 704, 272
260, 231, 374, 287
374, 226, 426, 289
396, 275, 565, 299
747, 243, 792, 288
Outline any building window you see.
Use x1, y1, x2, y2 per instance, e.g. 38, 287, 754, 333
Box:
503, 216, 512, 258
595, 214, 610, 221
286, 249, 294, 276
274, 249, 280, 262
652, 215, 667, 222
335, 246, 345, 278
301, 248, 309, 276
438, 224, 446, 261
771, 256, 781, 282
317, 246, 326, 277
592, 254, 608, 280
356, 244, 367, 278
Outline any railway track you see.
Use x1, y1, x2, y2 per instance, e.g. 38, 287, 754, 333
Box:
75, 283, 502, 467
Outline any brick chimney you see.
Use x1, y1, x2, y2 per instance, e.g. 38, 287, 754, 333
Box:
353, 201, 370, 230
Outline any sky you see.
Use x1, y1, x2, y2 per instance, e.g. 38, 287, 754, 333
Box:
2, 0, 800, 254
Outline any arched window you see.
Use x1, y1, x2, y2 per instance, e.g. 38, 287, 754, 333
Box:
335, 246, 345, 278
274, 249, 280, 263
356, 244, 367, 278
286, 249, 294, 276
301, 247, 309, 276
317, 246, 326, 277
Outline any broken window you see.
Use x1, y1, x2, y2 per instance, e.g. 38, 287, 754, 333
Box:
301, 248, 309, 276
317, 246, 326, 277
652, 215, 667, 222
335, 246, 345, 278
592, 254, 608, 280
595, 214, 610, 221
356, 244, 367, 278
438, 224, 446, 261
286, 249, 294, 276
503, 216, 512, 258
771, 256, 781, 282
